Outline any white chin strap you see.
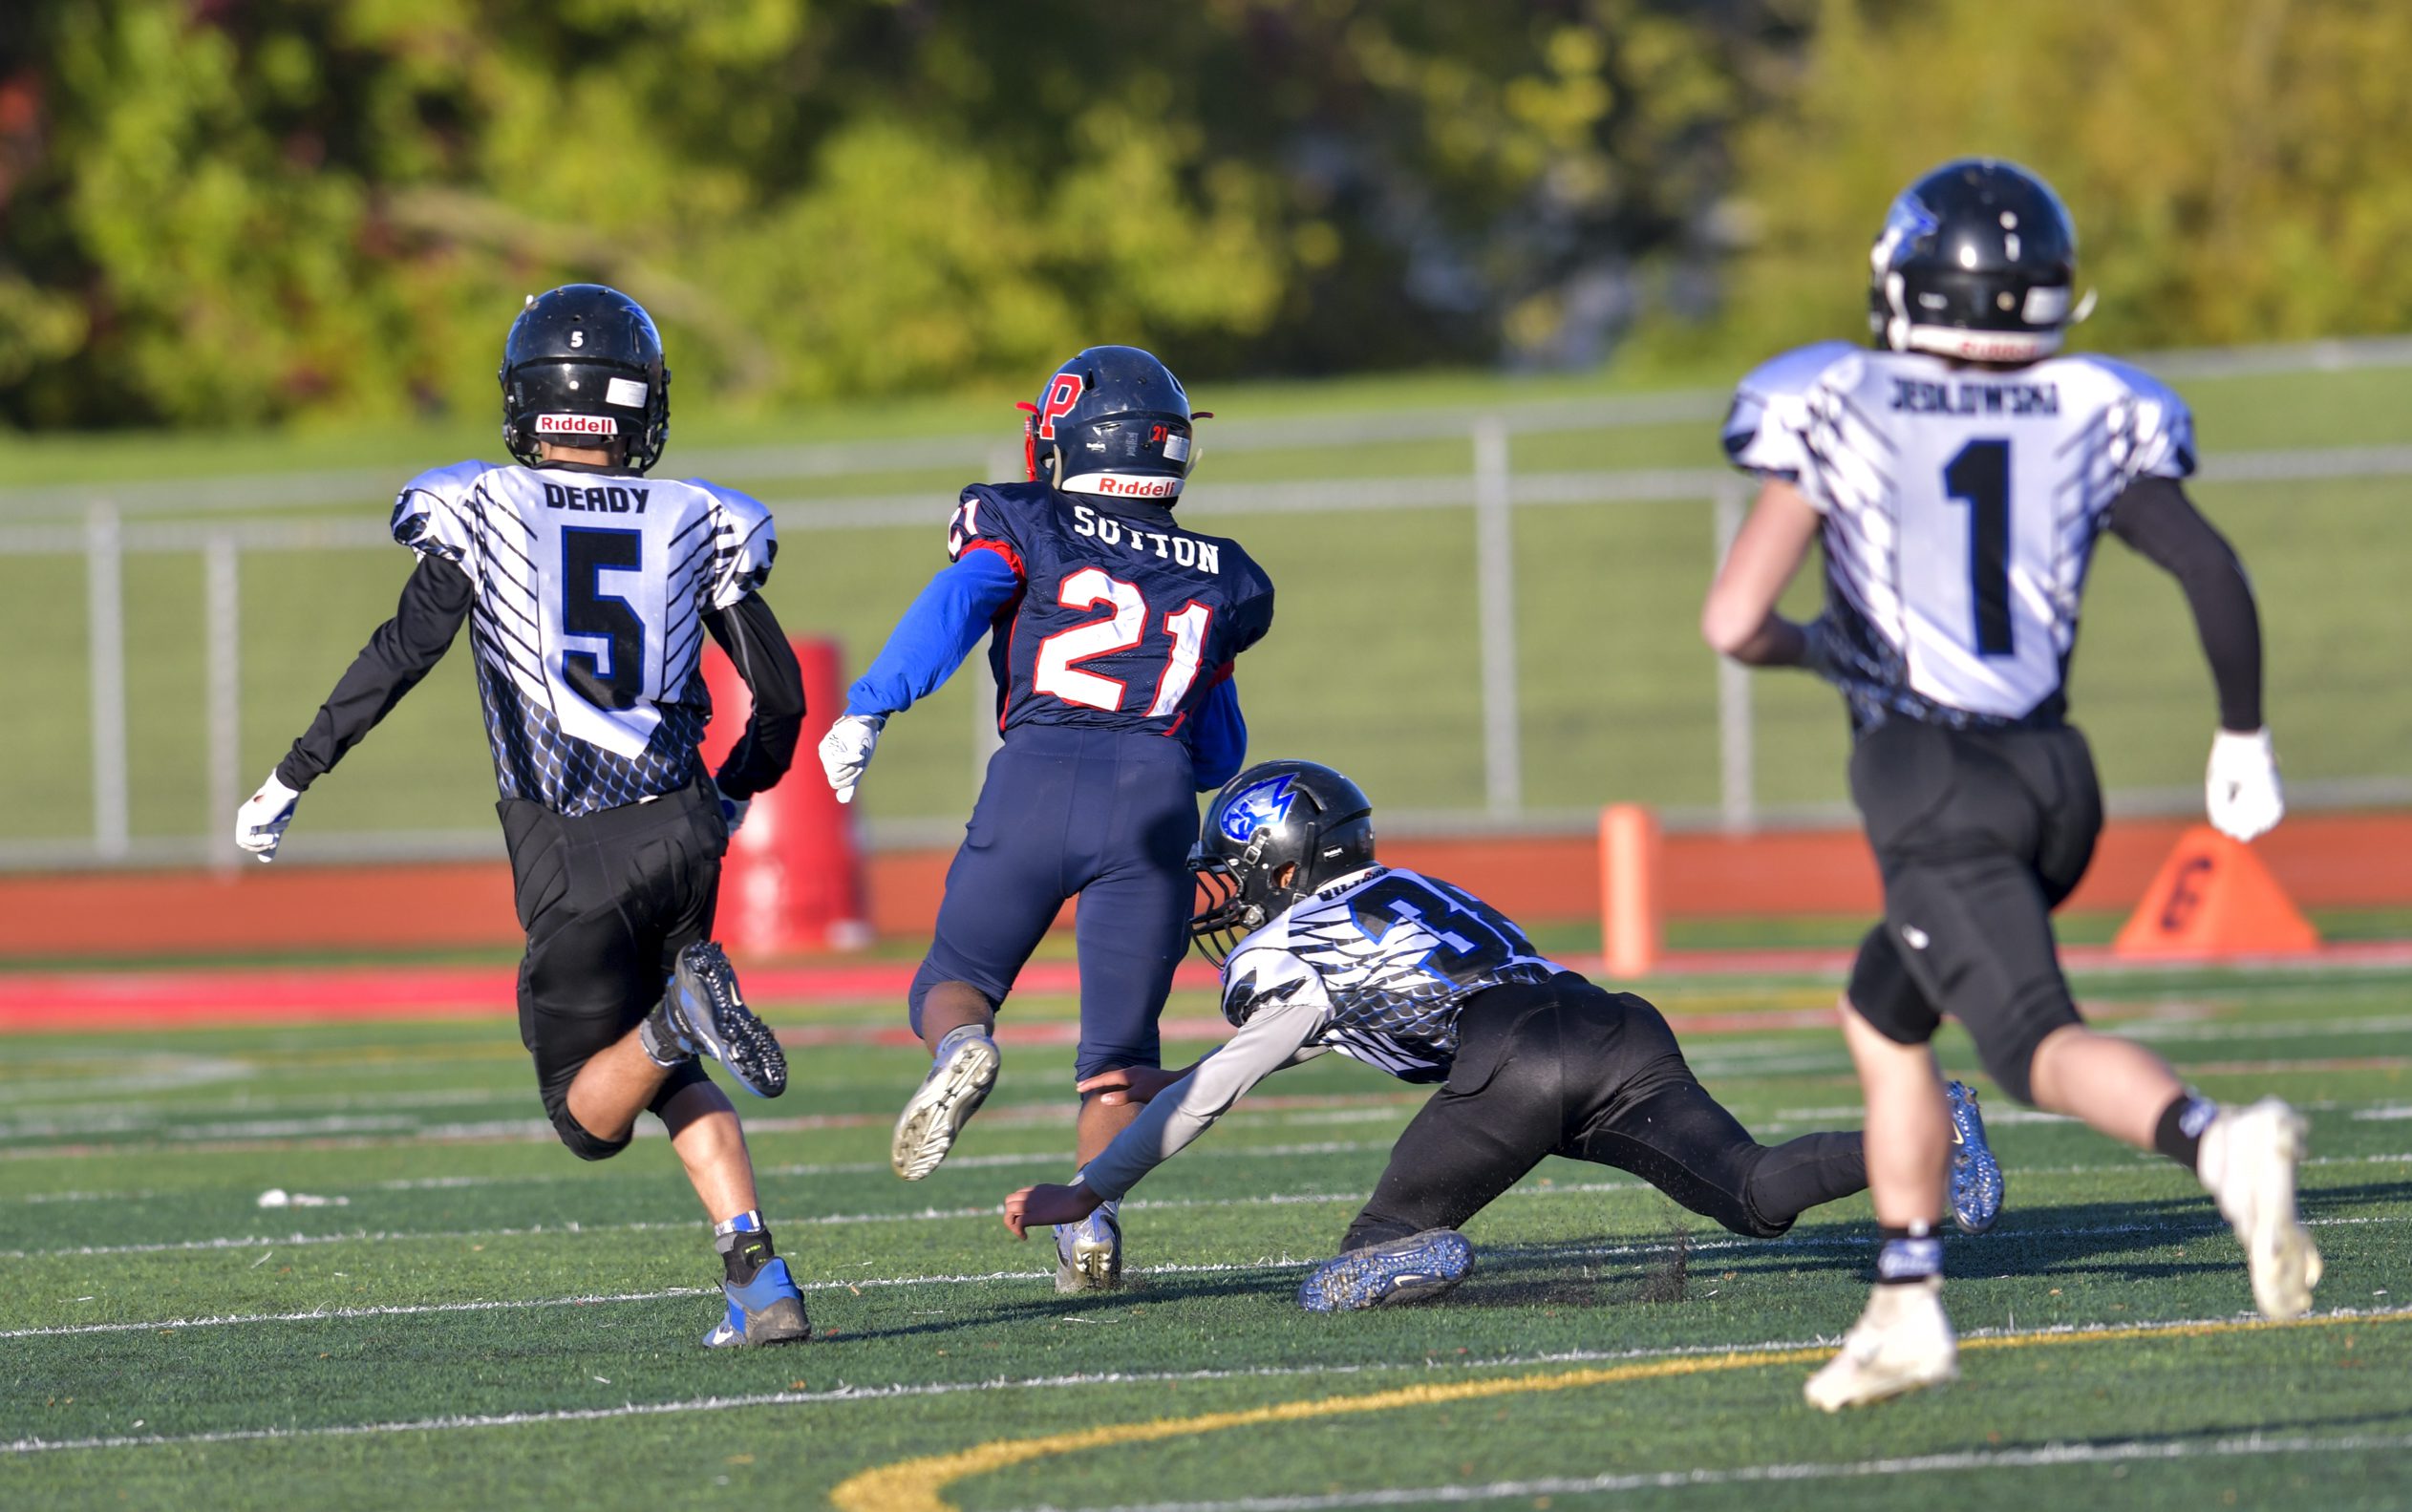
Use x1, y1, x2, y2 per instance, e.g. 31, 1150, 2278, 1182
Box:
1901, 325, 2064, 363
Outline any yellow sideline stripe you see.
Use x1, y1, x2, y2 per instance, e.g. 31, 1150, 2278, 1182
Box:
827, 1310, 2408, 1512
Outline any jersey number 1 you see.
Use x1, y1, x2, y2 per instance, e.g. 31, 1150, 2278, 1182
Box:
1943, 438, 2014, 657
1033, 567, 1212, 716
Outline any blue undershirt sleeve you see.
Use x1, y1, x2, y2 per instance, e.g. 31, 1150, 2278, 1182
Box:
844, 551, 1021, 717
1189, 675, 1248, 791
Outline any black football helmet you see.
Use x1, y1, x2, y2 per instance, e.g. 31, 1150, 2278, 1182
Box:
500, 285, 671, 473
1190, 760, 1377, 966
1020, 345, 1203, 503
1868, 159, 2085, 365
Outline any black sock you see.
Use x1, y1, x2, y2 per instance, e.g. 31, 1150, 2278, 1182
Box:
715, 1211, 775, 1285
1874, 1222, 1942, 1286
2152, 1093, 2219, 1173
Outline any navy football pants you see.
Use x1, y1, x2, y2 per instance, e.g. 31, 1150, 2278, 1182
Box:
910, 726, 1201, 1081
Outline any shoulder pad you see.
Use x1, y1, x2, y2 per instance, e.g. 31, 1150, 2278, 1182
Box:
390, 460, 492, 561
1723, 341, 1859, 479
684, 479, 779, 607
2063, 355, 2198, 480
946, 481, 1050, 571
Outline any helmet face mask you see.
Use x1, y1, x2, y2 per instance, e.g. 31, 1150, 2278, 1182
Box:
1868, 159, 2081, 365
1188, 762, 1377, 973
501, 285, 672, 474
1022, 345, 1200, 502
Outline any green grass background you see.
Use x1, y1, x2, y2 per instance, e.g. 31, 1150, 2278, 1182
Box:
1, 964, 2407, 1508
1, 360, 2406, 849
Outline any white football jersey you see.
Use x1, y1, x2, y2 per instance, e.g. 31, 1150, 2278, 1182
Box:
391, 461, 776, 815
1724, 342, 2195, 727
1221, 866, 1566, 1083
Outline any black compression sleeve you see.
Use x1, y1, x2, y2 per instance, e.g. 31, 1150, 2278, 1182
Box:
703, 592, 806, 799
275, 556, 473, 791
2103, 476, 2263, 732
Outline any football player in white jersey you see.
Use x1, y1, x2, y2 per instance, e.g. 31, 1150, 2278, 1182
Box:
998, 761, 2003, 1310
1703, 160, 2316, 1410
232, 286, 814, 1349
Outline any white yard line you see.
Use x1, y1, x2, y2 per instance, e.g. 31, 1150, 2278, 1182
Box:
10, 1304, 2408, 1458
6, 1153, 2405, 1261
1035, 1431, 2412, 1512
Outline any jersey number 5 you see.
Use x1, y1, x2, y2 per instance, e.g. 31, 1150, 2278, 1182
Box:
1033, 567, 1213, 716
561, 526, 645, 711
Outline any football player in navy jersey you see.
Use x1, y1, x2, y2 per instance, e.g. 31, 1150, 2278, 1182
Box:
1705, 160, 2316, 1409
232, 286, 812, 1349
817, 346, 1275, 1290
1001, 761, 2000, 1310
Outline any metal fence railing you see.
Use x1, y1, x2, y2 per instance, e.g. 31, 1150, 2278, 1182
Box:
6, 335, 2409, 871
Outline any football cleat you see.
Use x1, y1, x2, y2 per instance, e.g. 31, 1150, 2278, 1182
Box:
658, 942, 787, 1097
1297, 1228, 1473, 1313
1055, 1206, 1123, 1293
890, 1031, 999, 1181
2202, 1097, 2323, 1319
702, 1257, 810, 1349
1944, 1080, 2005, 1235
1803, 1277, 1958, 1412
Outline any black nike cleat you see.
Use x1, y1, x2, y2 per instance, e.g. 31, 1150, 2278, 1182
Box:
658, 942, 787, 1097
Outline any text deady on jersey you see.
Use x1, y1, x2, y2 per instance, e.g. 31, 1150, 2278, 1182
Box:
1889, 377, 2061, 417
542, 481, 650, 515
1068, 501, 1222, 573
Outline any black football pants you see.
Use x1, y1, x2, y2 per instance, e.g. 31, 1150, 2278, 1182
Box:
1340, 973, 1868, 1251
501, 779, 726, 1161
1844, 718, 2101, 1103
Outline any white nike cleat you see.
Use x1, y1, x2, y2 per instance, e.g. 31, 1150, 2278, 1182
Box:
2201, 1097, 2323, 1319
890, 1032, 999, 1181
1804, 1278, 1958, 1412
1055, 1206, 1123, 1293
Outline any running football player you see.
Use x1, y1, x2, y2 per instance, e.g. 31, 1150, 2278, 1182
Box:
817, 347, 1275, 1290
999, 761, 2003, 1310
1703, 159, 2316, 1410
233, 285, 813, 1349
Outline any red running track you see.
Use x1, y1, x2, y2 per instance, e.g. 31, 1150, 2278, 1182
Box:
6, 941, 2410, 1033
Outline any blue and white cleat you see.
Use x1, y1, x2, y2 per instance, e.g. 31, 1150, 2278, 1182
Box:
702, 1258, 811, 1348
891, 1030, 999, 1180
1297, 1228, 1473, 1312
1945, 1079, 2004, 1235
1056, 1205, 1123, 1293
659, 942, 787, 1097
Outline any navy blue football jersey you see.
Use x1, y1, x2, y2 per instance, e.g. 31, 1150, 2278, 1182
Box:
945, 481, 1274, 737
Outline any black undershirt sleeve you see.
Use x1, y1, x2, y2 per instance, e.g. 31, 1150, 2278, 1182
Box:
276, 555, 474, 791
703, 591, 806, 799
2102, 475, 2263, 733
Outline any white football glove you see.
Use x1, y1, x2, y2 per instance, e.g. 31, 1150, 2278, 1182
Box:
710, 778, 751, 835
234, 771, 302, 862
818, 713, 886, 805
2206, 729, 2284, 842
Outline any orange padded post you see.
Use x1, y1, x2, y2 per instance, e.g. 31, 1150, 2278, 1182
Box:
1598, 803, 1662, 979
702, 638, 872, 955
2112, 824, 2319, 960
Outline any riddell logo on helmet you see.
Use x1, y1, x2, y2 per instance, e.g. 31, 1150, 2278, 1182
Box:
1089, 475, 1180, 498
533, 414, 616, 437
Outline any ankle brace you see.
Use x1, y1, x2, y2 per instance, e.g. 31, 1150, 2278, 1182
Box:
2153, 1092, 2219, 1174
714, 1210, 774, 1284
638, 1007, 692, 1069
1875, 1223, 1942, 1286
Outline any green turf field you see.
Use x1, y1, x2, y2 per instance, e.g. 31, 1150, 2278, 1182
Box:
4, 964, 2408, 1509
3, 358, 2408, 853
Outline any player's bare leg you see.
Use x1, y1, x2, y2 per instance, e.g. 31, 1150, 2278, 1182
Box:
1047, 1083, 1142, 1292
2031, 1024, 2320, 1318
893, 980, 1001, 1180
660, 1080, 761, 1222
1805, 999, 1959, 1412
